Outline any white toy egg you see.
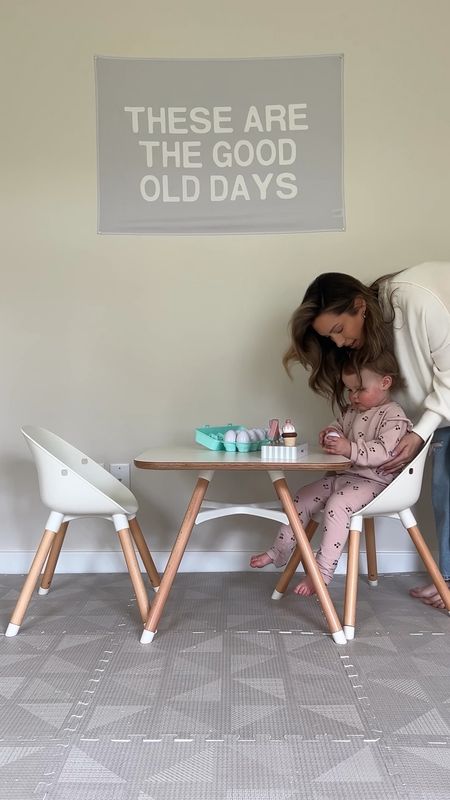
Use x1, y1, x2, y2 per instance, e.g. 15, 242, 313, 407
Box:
247, 429, 258, 442
325, 430, 341, 441
236, 430, 250, 444
224, 429, 237, 443
254, 428, 266, 440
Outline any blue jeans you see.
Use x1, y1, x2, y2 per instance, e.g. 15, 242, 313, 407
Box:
431, 426, 450, 580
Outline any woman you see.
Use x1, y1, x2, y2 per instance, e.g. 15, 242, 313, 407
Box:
284, 262, 450, 607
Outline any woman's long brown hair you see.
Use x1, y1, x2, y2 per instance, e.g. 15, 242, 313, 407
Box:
283, 272, 399, 410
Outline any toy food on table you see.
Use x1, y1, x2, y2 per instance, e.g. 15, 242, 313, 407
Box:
281, 418, 297, 447
324, 429, 342, 442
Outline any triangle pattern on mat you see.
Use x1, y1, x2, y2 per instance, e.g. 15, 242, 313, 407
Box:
21, 677, 73, 702
300, 704, 366, 730
148, 748, 216, 784
355, 635, 398, 652
0, 676, 26, 699
58, 746, 125, 783
56, 634, 111, 651
237, 633, 279, 653
86, 705, 149, 731
370, 677, 429, 702
19, 703, 73, 728
170, 655, 218, 680
183, 634, 223, 653
393, 708, 450, 735
287, 655, 336, 677
398, 746, 450, 771
235, 677, 286, 700
227, 614, 261, 628
0, 747, 44, 769
412, 656, 450, 677
171, 679, 221, 702
42, 655, 88, 674
0, 653, 39, 669
156, 705, 210, 732
231, 703, 281, 730
231, 654, 274, 674
279, 634, 322, 652
13, 635, 56, 652
315, 745, 384, 783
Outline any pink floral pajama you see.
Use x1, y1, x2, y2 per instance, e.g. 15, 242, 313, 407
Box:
267, 473, 385, 582
265, 399, 412, 583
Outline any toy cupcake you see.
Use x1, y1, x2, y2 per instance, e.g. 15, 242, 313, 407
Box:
281, 419, 297, 447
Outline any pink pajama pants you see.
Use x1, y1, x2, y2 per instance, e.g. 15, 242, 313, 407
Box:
267, 473, 385, 583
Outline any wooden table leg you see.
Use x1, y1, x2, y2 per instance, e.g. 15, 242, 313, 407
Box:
129, 516, 160, 590
140, 470, 213, 643
269, 471, 346, 644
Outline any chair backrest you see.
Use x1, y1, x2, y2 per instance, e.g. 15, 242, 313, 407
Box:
356, 435, 433, 518
22, 426, 138, 517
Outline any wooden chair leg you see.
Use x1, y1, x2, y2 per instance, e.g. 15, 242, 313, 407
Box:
364, 517, 378, 586
6, 529, 57, 636
128, 516, 160, 590
407, 524, 450, 613
272, 519, 319, 599
39, 522, 69, 594
117, 528, 150, 624
344, 529, 361, 640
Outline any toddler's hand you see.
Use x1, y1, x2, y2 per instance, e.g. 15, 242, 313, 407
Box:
319, 426, 341, 447
323, 434, 351, 458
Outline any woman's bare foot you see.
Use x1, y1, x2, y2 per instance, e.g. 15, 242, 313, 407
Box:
410, 582, 438, 599
409, 582, 449, 608
293, 575, 316, 596
250, 552, 274, 568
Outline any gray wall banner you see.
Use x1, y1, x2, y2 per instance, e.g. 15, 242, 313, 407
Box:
95, 55, 344, 235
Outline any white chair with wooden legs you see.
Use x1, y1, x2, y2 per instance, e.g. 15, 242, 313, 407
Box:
271, 437, 450, 640
5, 426, 160, 637
343, 435, 450, 639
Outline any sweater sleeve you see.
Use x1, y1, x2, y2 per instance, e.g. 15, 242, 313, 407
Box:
327, 416, 345, 435
349, 409, 412, 467
384, 275, 450, 441
413, 296, 450, 440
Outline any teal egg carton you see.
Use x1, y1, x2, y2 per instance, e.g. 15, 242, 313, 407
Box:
195, 424, 269, 452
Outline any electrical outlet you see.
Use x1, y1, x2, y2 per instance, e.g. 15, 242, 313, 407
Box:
110, 463, 131, 489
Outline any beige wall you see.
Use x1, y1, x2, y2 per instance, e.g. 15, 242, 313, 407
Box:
1, 0, 449, 571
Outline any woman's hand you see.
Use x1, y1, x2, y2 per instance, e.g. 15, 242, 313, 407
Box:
381, 431, 424, 474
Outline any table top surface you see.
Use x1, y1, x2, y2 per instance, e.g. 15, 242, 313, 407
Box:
134, 445, 350, 471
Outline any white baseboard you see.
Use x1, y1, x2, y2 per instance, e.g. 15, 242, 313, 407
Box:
0, 549, 430, 575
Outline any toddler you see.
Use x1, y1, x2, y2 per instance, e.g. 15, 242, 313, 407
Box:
250, 358, 412, 595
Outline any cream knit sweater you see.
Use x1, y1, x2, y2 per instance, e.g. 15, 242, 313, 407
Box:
378, 262, 450, 440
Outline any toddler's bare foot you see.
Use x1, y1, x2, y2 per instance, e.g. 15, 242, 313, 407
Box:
250, 552, 274, 568
293, 575, 316, 596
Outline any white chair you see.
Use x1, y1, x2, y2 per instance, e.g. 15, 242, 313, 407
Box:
5, 426, 160, 637
271, 436, 450, 639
